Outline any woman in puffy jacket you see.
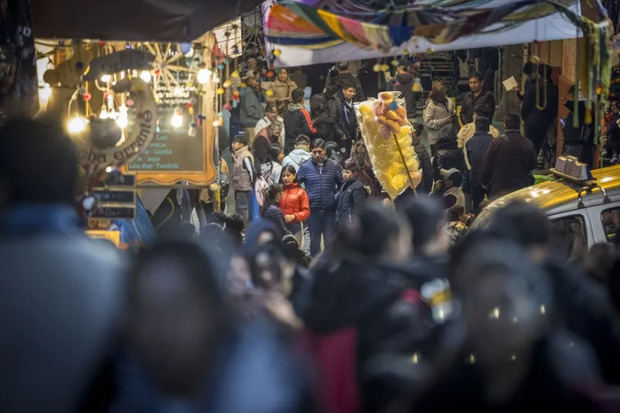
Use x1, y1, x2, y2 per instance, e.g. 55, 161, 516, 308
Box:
279, 164, 311, 244
423, 81, 456, 153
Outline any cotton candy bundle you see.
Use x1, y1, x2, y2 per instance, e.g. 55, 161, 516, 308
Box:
356, 91, 421, 199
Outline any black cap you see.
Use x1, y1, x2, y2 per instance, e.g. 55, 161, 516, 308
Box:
232, 133, 248, 145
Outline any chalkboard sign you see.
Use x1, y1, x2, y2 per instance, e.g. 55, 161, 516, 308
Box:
128, 88, 204, 172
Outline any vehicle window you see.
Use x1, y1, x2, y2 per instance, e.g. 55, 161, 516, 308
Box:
601, 207, 620, 242
549, 215, 587, 261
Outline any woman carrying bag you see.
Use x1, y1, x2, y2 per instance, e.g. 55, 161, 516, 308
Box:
423, 81, 456, 155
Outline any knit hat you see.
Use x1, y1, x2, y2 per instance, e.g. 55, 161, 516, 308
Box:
232, 133, 248, 145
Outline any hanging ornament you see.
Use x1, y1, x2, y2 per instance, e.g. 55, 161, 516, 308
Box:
266, 89, 274, 97
217, 87, 225, 95
403, 49, 410, 55
391, 59, 399, 67
240, 82, 247, 88
217, 63, 225, 70
373, 64, 381, 72
223, 79, 232, 88
273, 49, 281, 57
231, 70, 240, 79
412, 78, 423, 92
267, 70, 274, 78
197, 114, 206, 127
223, 103, 232, 111
82, 92, 92, 101
232, 100, 238, 109
76, 61, 84, 70
381, 64, 389, 72
126, 98, 135, 107
180, 42, 192, 55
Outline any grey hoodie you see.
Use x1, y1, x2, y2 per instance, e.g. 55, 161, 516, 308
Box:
282, 148, 311, 172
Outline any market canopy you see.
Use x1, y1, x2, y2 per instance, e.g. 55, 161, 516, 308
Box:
31, 0, 262, 42
263, 0, 587, 67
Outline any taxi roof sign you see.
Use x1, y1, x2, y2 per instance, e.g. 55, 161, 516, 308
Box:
551, 156, 593, 183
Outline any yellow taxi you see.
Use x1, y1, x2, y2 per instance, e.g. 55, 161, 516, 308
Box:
471, 160, 620, 260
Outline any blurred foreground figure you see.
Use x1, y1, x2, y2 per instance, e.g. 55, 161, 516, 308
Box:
0, 119, 124, 413
111, 240, 311, 413
412, 240, 603, 412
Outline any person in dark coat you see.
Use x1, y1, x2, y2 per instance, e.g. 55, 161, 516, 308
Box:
432, 125, 467, 183
324, 61, 365, 102
412, 123, 433, 194
283, 88, 316, 153
460, 72, 496, 124
310, 93, 336, 141
335, 158, 368, 225
260, 183, 289, 240
328, 77, 358, 157
562, 85, 595, 167
392, 58, 418, 122
297, 139, 343, 256
521, 64, 558, 155
481, 114, 537, 199
465, 115, 494, 213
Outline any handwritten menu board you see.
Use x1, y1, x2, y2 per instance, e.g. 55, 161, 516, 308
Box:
128, 88, 204, 172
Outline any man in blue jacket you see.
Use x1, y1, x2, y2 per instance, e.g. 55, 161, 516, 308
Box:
297, 138, 343, 256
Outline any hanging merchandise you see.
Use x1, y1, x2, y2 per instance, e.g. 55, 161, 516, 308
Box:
356, 91, 421, 200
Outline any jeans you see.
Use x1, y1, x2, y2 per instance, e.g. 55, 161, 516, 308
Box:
307, 210, 335, 256
235, 190, 250, 225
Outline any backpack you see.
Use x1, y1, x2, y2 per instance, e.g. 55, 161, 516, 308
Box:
254, 176, 269, 208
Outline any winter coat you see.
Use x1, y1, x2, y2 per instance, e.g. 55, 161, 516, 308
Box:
239, 87, 264, 128
280, 183, 311, 223
563, 100, 594, 146
393, 71, 417, 119
297, 158, 343, 211
413, 140, 433, 193
231, 146, 254, 191
252, 133, 274, 166
325, 71, 365, 102
423, 98, 455, 146
481, 129, 537, 198
433, 129, 467, 181
283, 105, 316, 151
460, 90, 496, 124
335, 179, 367, 224
466, 130, 494, 200
522, 76, 558, 140
282, 148, 312, 172
311, 94, 337, 141
266, 78, 298, 109
329, 91, 358, 145
262, 204, 288, 239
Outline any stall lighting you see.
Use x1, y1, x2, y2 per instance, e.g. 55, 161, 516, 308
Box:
39, 84, 52, 106
197, 68, 212, 84
67, 116, 88, 134
99, 107, 109, 119
212, 74, 220, 83
116, 104, 128, 129
100, 74, 112, 83
140, 70, 152, 83
171, 111, 184, 128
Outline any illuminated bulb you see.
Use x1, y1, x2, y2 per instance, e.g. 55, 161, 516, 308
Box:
100, 74, 112, 83
197, 68, 212, 84
231, 70, 240, 78
116, 104, 128, 129
223, 79, 232, 88
99, 107, 109, 119
212, 120, 220, 127
372, 64, 381, 72
67, 116, 87, 134
212, 74, 220, 83
171, 111, 183, 128
140, 70, 152, 83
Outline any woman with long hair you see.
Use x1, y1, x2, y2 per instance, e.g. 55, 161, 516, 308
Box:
260, 183, 288, 239
423, 81, 456, 153
279, 164, 310, 244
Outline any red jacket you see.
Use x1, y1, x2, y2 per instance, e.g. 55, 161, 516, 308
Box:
280, 183, 310, 223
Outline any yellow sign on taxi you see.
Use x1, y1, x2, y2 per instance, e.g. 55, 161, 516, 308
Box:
85, 230, 121, 247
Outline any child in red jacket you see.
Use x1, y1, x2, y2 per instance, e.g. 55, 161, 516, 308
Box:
280, 164, 311, 244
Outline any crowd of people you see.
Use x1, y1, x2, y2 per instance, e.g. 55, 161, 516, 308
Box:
2, 117, 620, 413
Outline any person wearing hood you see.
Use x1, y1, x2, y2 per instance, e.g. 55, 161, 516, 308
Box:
328, 77, 358, 156
282, 135, 312, 172
335, 158, 368, 225
240, 73, 265, 145
432, 125, 467, 184
562, 85, 595, 167
311, 92, 336, 142
392, 57, 419, 123
254, 103, 286, 148
424, 81, 457, 153
280, 165, 310, 244
283, 88, 317, 153
325, 61, 365, 102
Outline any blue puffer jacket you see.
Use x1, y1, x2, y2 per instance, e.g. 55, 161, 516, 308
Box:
297, 158, 343, 211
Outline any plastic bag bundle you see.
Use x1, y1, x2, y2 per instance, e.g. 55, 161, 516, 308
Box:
355, 91, 421, 199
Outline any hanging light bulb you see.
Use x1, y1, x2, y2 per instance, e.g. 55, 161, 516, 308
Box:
197, 68, 212, 84
171, 110, 184, 129
223, 79, 232, 88
116, 104, 128, 128
39, 83, 52, 107
67, 116, 88, 134
99, 106, 109, 119
100, 74, 112, 83
212, 73, 220, 83
140, 70, 152, 83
